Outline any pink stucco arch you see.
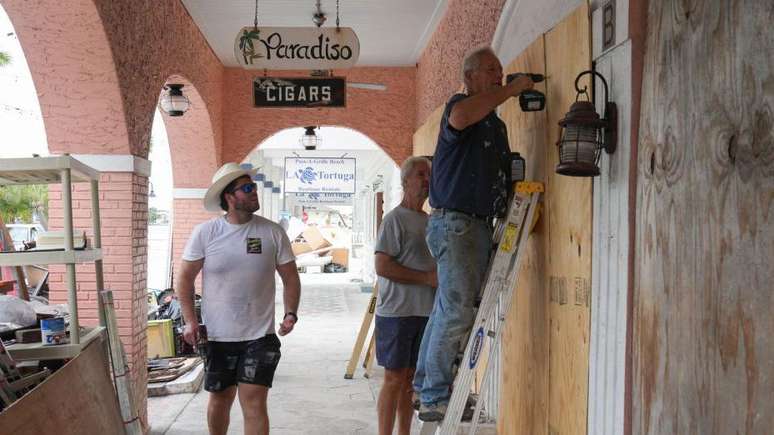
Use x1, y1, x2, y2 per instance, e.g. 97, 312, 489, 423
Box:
160, 75, 219, 188
2, 0, 131, 155
5, 0, 226, 159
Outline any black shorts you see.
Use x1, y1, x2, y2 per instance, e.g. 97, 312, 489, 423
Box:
203, 334, 282, 392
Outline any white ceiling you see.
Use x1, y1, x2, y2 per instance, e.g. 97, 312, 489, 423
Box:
181, 0, 448, 67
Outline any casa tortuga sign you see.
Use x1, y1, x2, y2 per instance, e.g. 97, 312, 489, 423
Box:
235, 26, 360, 70
284, 157, 356, 194
254, 77, 346, 107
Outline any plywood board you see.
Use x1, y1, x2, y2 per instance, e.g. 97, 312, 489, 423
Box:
498, 34, 551, 435
0, 338, 124, 435
633, 0, 774, 434
412, 105, 444, 157
544, 4, 592, 435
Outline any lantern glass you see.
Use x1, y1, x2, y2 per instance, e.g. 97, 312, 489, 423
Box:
300, 126, 320, 150
300, 135, 318, 150
159, 92, 190, 116
556, 123, 604, 177
560, 125, 600, 164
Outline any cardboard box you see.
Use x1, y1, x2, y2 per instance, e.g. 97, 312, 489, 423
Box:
301, 226, 332, 251
291, 242, 313, 256
330, 248, 349, 268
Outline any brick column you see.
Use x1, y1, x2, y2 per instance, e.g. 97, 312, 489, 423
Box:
48, 155, 151, 430
170, 191, 219, 292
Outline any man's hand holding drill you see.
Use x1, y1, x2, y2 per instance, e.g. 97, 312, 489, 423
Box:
506, 73, 546, 112
504, 73, 536, 97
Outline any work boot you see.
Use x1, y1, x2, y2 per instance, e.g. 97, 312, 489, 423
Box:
418, 402, 448, 422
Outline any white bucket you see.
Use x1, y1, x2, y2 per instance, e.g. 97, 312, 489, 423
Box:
40, 317, 68, 345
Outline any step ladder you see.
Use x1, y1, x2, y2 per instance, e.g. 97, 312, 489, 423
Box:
344, 284, 378, 379
420, 181, 543, 435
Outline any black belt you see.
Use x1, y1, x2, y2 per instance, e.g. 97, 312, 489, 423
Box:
433, 208, 491, 221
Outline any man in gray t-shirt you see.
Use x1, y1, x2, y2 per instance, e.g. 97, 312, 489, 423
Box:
374, 156, 437, 435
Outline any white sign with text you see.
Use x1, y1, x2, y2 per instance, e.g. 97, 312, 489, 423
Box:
235, 27, 360, 70
292, 192, 353, 205
284, 157, 356, 194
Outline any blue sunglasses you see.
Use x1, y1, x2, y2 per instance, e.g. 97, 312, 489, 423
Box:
229, 182, 258, 194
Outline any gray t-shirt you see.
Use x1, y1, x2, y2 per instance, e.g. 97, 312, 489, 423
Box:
375, 206, 436, 317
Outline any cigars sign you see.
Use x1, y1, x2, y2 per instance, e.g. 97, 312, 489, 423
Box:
254, 77, 346, 107
235, 26, 360, 70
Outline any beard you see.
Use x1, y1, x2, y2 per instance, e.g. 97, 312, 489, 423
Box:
234, 196, 260, 213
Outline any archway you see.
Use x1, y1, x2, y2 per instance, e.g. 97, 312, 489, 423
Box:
0, 6, 48, 159
1, 0, 131, 155
160, 76, 222, 294
244, 125, 400, 285
146, 109, 174, 293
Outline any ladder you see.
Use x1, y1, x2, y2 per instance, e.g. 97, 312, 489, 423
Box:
344, 284, 378, 379
420, 181, 543, 435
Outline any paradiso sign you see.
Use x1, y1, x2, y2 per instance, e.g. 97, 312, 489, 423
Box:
235, 27, 360, 70
284, 157, 356, 194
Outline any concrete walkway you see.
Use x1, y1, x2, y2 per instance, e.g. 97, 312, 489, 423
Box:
148, 273, 423, 435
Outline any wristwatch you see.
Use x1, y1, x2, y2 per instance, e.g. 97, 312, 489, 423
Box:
284, 312, 298, 322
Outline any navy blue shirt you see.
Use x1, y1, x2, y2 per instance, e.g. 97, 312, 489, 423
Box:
429, 94, 511, 217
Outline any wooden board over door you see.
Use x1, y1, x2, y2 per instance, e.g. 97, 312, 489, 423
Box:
498, 34, 550, 435
634, 0, 774, 434
543, 4, 593, 435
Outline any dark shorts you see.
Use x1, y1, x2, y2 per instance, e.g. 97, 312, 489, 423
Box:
375, 315, 428, 370
203, 334, 281, 392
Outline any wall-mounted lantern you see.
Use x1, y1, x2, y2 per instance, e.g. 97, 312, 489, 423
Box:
159, 84, 190, 117
556, 70, 617, 177
300, 126, 320, 150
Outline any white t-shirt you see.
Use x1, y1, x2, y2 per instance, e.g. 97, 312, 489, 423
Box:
182, 215, 295, 341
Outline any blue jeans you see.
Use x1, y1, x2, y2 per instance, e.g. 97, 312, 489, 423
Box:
413, 210, 492, 406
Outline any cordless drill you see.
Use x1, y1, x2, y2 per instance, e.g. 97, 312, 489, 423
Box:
506, 73, 546, 112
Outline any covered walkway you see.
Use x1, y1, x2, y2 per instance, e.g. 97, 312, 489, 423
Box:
148, 274, 411, 434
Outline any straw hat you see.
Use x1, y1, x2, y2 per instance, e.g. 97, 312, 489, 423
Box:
203, 163, 258, 212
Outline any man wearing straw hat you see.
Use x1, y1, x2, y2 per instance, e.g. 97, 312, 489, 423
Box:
177, 162, 301, 435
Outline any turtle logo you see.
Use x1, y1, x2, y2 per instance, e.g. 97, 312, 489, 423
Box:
295, 167, 317, 184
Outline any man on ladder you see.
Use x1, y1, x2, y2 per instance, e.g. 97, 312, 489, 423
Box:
414, 45, 535, 423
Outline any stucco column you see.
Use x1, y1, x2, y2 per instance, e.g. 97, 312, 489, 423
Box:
47, 154, 151, 430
